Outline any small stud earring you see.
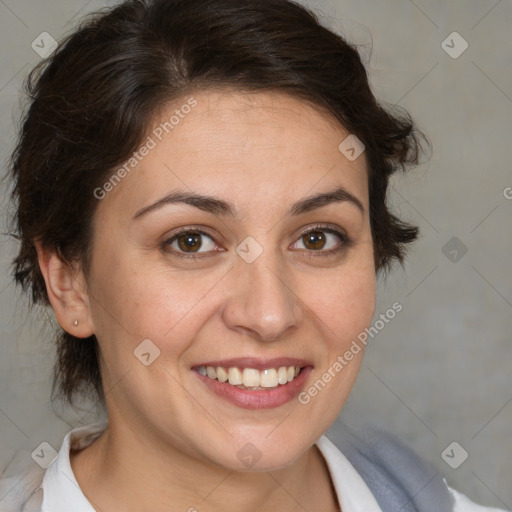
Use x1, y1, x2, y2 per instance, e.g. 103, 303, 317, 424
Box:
73, 319, 79, 326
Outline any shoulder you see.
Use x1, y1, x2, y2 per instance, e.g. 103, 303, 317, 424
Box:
323, 420, 508, 512
0, 465, 45, 512
0, 421, 107, 512
324, 420, 454, 511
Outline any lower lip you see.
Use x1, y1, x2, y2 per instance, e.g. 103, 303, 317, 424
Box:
193, 367, 312, 410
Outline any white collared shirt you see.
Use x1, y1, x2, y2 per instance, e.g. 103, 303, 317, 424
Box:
0, 422, 507, 512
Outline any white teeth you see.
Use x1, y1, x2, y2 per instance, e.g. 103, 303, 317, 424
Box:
228, 367, 243, 385
197, 365, 302, 389
216, 366, 228, 382
277, 366, 288, 385
261, 368, 278, 387
242, 368, 260, 387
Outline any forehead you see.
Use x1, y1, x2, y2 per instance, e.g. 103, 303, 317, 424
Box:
156, 89, 360, 162
97, 89, 369, 220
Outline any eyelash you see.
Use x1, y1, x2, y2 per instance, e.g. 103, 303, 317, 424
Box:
162, 223, 354, 260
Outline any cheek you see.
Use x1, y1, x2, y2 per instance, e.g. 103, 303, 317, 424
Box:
335, 274, 376, 336
306, 260, 376, 345
295, 269, 375, 428
88, 249, 226, 361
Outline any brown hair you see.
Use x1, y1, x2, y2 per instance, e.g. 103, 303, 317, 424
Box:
7, 0, 427, 407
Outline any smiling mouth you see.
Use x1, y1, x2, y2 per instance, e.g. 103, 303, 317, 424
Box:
193, 365, 303, 390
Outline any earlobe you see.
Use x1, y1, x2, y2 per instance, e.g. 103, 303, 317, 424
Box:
34, 239, 95, 338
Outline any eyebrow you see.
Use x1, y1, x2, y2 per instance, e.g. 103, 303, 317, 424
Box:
132, 185, 365, 220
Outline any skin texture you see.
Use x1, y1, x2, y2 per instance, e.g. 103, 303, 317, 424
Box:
35, 89, 376, 512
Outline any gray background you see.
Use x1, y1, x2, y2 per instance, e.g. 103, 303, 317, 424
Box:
0, 0, 511, 509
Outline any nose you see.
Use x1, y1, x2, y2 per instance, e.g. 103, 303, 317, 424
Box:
221, 250, 303, 342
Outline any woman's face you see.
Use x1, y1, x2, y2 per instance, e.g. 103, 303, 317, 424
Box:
85, 89, 376, 470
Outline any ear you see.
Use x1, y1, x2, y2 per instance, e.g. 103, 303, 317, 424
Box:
34, 240, 95, 338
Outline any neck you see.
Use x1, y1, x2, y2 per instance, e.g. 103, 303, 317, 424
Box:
70, 420, 339, 512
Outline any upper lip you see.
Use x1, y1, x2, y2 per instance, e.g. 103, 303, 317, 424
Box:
192, 357, 312, 370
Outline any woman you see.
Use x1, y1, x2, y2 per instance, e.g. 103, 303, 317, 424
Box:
1, 0, 507, 510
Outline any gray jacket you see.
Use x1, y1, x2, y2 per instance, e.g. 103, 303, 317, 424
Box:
327, 420, 454, 512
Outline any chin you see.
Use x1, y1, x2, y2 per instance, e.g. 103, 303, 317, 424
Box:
202, 431, 314, 472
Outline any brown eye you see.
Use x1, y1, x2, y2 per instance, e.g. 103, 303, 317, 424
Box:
302, 230, 327, 250
176, 232, 203, 252
164, 229, 218, 257
292, 225, 350, 254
